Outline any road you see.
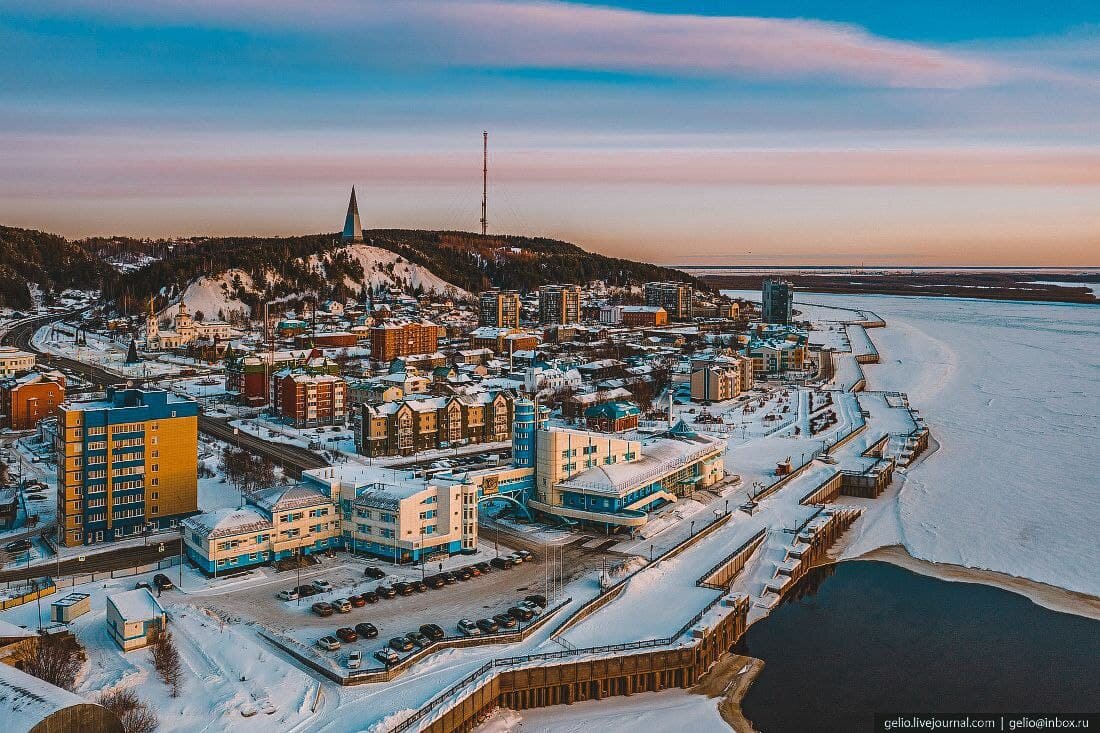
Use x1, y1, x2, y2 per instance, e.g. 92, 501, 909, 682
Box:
0, 535, 182, 583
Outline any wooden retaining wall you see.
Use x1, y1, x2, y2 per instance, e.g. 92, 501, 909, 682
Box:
697, 528, 768, 590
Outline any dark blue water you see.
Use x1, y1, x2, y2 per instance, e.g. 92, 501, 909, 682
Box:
736, 561, 1100, 732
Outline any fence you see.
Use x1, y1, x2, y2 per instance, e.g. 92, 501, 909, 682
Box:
696, 527, 768, 590
44, 556, 181, 590
0, 578, 55, 610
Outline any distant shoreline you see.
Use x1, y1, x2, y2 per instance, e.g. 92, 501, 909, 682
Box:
693, 271, 1098, 304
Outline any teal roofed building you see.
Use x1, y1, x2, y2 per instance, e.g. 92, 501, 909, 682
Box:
584, 400, 642, 433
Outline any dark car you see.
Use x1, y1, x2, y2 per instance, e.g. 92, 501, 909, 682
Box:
376, 584, 397, 599
476, 618, 500, 634
493, 613, 517, 629
363, 566, 386, 580
354, 622, 379, 639
474, 562, 492, 574
441, 571, 458, 585
507, 605, 534, 622
419, 623, 445, 641
362, 591, 379, 604
490, 557, 514, 570
465, 565, 481, 577
311, 602, 335, 617
412, 580, 428, 593
152, 573, 174, 590
455, 567, 473, 581
4, 539, 32, 553
349, 594, 367, 608
424, 575, 445, 589
524, 594, 547, 608
393, 581, 414, 596
335, 627, 358, 643
296, 585, 319, 598
405, 631, 430, 648
374, 648, 399, 665
389, 636, 414, 652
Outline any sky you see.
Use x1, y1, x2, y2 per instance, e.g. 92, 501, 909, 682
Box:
1, 0, 1098, 266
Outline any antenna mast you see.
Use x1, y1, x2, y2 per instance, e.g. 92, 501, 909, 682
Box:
480, 130, 488, 236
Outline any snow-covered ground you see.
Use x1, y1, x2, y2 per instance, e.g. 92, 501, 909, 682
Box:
33, 323, 184, 378
475, 689, 726, 733
728, 290, 1100, 598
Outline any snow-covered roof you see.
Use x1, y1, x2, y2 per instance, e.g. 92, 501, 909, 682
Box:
182, 507, 272, 539
106, 588, 164, 622
0, 659, 103, 732
249, 484, 331, 513
558, 432, 724, 496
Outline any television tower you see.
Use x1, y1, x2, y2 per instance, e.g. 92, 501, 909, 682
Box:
480, 131, 488, 236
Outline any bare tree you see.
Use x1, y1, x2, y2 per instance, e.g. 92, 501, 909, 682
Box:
150, 632, 183, 697
98, 688, 159, 733
23, 632, 84, 691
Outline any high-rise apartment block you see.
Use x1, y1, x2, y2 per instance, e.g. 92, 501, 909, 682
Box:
478, 289, 521, 328
538, 284, 582, 325
643, 282, 693, 320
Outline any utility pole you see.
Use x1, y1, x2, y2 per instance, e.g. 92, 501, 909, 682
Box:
480, 131, 488, 236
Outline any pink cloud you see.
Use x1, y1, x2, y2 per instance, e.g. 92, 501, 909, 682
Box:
29, 0, 1003, 88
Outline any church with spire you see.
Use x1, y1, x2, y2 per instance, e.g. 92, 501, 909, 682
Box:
342, 186, 364, 242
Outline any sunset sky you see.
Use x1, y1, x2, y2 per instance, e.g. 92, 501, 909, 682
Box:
2, 1, 1098, 265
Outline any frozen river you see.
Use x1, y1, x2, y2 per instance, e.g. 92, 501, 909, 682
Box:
727, 290, 1100, 597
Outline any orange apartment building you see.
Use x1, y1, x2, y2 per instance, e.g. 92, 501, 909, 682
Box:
276, 372, 348, 427
0, 371, 65, 430
370, 321, 442, 362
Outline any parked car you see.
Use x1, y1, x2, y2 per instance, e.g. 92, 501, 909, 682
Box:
507, 605, 534, 622
424, 575, 445, 589
374, 648, 399, 665
493, 613, 517, 630
441, 571, 458, 585
393, 582, 414, 596
333, 598, 352, 613
465, 565, 481, 577
405, 631, 430, 648
276, 588, 299, 601
354, 622, 379, 639
311, 602, 335, 617
134, 581, 152, 591
389, 636, 414, 652
490, 557, 514, 570
419, 623, 445, 641
349, 594, 367, 608
474, 562, 492, 574
335, 627, 359, 643
316, 635, 341, 651
455, 567, 473, 581
412, 580, 428, 593
476, 618, 500, 634
296, 585, 319, 598
363, 566, 386, 579
515, 549, 533, 562
152, 574, 174, 590
519, 600, 543, 616
312, 579, 333, 593
376, 584, 397, 599
346, 650, 363, 669
507, 553, 525, 565
362, 591, 379, 604
457, 619, 481, 636
524, 594, 547, 608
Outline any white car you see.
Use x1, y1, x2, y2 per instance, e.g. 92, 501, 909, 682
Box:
507, 553, 524, 564
457, 618, 481, 636
312, 579, 333, 593
519, 601, 543, 616
276, 589, 299, 601
316, 636, 341, 651
346, 651, 363, 669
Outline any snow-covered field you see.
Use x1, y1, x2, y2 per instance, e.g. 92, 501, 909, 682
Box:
731, 292, 1099, 598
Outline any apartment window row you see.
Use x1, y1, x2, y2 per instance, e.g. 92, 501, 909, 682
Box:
112, 508, 144, 520
279, 511, 304, 523
111, 466, 143, 478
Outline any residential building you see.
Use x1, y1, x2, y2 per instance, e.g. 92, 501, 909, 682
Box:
181, 508, 273, 575
275, 372, 347, 427
644, 282, 693, 320
247, 484, 338, 561
690, 362, 741, 402
354, 392, 514, 458
469, 326, 539, 355
745, 327, 808, 375
224, 348, 320, 406
478, 289, 521, 328
105, 588, 166, 651
369, 321, 442, 361
620, 305, 668, 327
56, 388, 199, 547
0, 370, 65, 429
0, 347, 34, 377
538, 284, 582, 325
584, 400, 642, 432
762, 278, 795, 325
292, 331, 360, 348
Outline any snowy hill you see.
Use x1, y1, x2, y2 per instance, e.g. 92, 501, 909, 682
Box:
307, 244, 469, 298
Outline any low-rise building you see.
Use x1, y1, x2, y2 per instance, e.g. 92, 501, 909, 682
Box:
0, 347, 35, 377
619, 305, 668, 327
0, 370, 65, 429
354, 392, 514, 458
584, 400, 641, 432
469, 327, 539, 355
105, 588, 166, 651
181, 507, 273, 575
